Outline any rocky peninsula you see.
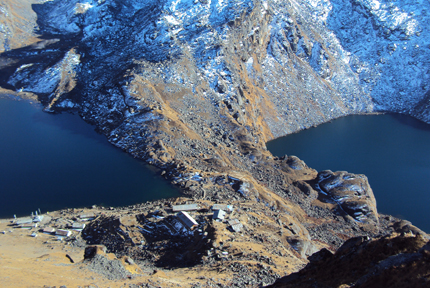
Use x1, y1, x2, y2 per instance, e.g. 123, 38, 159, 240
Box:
0, 0, 430, 287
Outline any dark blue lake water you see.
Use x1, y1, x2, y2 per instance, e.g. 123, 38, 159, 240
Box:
0, 96, 180, 218
267, 114, 430, 233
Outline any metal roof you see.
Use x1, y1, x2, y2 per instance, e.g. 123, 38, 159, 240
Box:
228, 219, 243, 232
176, 211, 198, 230
230, 223, 243, 232
56, 229, 71, 237
43, 227, 56, 233
15, 218, 33, 225
172, 204, 199, 212
213, 209, 226, 220
79, 213, 95, 219
72, 222, 86, 229
212, 204, 233, 211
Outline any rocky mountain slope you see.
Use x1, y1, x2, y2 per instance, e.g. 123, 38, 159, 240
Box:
0, 0, 429, 287
269, 233, 430, 288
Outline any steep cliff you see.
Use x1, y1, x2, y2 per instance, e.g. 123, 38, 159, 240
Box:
0, 0, 429, 286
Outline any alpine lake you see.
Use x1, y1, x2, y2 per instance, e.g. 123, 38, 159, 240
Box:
0, 96, 180, 219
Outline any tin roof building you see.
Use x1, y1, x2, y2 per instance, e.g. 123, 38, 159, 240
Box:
172, 204, 199, 212
43, 227, 56, 234
213, 209, 226, 220
72, 222, 86, 230
56, 229, 72, 237
228, 219, 243, 232
211, 204, 233, 212
176, 211, 198, 230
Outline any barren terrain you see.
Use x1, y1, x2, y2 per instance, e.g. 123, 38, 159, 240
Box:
1, 0, 430, 287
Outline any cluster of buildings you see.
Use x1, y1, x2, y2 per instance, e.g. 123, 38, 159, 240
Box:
12, 212, 96, 239
172, 203, 242, 233
10, 202, 243, 247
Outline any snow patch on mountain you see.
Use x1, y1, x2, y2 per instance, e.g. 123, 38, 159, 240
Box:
328, 0, 430, 113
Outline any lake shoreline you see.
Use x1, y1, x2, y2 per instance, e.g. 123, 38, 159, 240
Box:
267, 113, 430, 233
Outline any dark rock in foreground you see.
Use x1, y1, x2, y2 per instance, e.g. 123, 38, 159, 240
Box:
268, 234, 430, 288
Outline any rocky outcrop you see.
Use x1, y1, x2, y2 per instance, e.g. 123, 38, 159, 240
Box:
84, 244, 108, 259
268, 234, 430, 288
83, 244, 140, 280
314, 170, 379, 229
82, 211, 215, 267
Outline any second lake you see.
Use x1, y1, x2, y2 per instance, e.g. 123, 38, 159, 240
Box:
267, 113, 430, 233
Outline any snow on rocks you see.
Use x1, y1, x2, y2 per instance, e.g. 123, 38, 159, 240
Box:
315, 170, 379, 228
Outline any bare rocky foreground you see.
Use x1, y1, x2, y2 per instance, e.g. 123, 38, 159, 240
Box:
1, 0, 430, 287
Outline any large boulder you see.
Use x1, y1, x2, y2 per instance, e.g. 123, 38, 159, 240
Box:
315, 170, 379, 227
84, 245, 107, 259
286, 236, 319, 259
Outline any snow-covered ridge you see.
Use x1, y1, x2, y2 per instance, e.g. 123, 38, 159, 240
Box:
1, 0, 430, 139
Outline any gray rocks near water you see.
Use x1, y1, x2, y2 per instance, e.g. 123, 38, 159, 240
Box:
315, 170, 379, 226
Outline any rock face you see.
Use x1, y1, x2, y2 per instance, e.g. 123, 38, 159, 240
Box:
1, 0, 430, 140
315, 170, 379, 228
83, 244, 136, 281
82, 212, 214, 267
84, 245, 107, 259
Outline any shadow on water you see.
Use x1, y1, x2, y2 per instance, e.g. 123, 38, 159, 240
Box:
31, 107, 113, 147
390, 113, 430, 132
1, 95, 112, 147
